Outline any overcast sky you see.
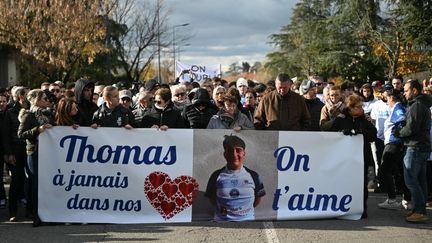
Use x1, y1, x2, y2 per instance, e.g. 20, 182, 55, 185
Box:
164, 0, 298, 71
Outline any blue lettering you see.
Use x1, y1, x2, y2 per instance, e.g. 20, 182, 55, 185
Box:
274, 146, 310, 172
273, 186, 352, 213
59, 135, 177, 165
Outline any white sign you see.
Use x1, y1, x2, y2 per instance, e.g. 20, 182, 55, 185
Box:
175, 61, 221, 82
38, 128, 364, 223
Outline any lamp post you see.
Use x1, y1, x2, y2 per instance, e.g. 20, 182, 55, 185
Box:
173, 23, 189, 80
177, 43, 191, 62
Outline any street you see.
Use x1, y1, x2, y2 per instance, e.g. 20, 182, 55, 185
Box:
0, 191, 430, 243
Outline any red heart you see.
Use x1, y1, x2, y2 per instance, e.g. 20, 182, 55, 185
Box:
144, 171, 199, 220
179, 182, 194, 197
162, 183, 178, 198
146, 191, 157, 201
161, 201, 176, 215
149, 172, 166, 188
176, 197, 186, 206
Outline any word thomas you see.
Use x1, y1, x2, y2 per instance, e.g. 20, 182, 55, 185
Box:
59, 135, 177, 165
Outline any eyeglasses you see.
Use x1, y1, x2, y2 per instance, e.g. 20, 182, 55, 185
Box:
174, 92, 186, 97
121, 97, 131, 102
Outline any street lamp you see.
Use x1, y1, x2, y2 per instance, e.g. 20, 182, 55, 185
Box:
177, 43, 191, 62
173, 23, 189, 80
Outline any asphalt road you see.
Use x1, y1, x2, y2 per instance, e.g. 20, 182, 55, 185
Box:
0, 191, 431, 243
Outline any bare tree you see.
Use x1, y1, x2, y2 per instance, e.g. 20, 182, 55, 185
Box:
110, 0, 170, 83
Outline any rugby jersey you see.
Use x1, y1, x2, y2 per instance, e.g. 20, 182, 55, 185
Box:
205, 166, 265, 221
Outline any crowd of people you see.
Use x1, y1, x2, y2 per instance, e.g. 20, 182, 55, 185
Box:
0, 73, 431, 226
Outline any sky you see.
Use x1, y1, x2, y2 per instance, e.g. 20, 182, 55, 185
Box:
164, 0, 298, 72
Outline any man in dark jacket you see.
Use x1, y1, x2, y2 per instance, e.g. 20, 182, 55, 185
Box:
2, 86, 30, 221
74, 78, 98, 126
91, 86, 134, 128
182, 88, 218, 128
254, 73, 310, 130
396, 80, 431, 223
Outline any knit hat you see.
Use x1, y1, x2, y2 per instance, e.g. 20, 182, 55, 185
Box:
236, 78, 248, 88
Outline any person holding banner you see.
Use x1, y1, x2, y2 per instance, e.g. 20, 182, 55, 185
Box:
141, 88, 185, 130
55, 97, 79, 128
205, 135, 265, 221
254, 73, 310, 131
18, 89, 55, 227
324, 94, 377, 219
91, 86, 135, 128
207, 95, 254, 132
182, 88, 218, 128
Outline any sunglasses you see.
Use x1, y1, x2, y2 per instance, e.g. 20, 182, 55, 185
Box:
155, 100, 163, 105
50, 89, 60, 93
174, 92, 186, 97
121, 97, 131, 102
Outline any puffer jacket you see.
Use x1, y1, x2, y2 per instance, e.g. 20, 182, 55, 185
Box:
17, 107, 55, 155
141, 102, 185, 128
182, 88, 218, 128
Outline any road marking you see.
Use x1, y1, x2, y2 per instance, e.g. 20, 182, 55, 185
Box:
263, 221, 280, 243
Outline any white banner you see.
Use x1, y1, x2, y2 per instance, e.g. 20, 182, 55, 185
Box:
276, 131, 364, 220
175, 61, 221, 82
38, 128, 364, 223
39, 127, 194, 223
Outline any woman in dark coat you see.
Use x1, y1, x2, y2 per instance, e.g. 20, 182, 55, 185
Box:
323, 94, 377, 219
17, 89, 55, 226
141, 88, 185, 130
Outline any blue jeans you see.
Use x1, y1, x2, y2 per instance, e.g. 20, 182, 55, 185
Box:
27, 154, 38, 216
403, 147, 429, 214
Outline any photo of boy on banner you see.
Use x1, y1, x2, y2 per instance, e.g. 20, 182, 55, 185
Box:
205, 135, 266, 221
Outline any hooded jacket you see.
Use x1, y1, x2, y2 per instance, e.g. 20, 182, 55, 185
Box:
2, 102, 27, 155
74, 79, 98, 126
182, 88, 218, 128
397, 94, 432, 151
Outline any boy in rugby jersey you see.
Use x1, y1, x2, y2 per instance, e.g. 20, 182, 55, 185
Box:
205, 135, 265, 221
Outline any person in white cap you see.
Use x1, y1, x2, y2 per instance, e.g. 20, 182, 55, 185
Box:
119, 89, 133, 110
236, 78, 248, 105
